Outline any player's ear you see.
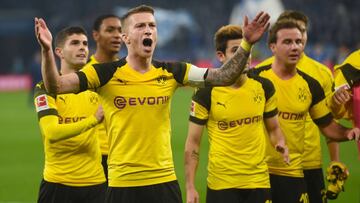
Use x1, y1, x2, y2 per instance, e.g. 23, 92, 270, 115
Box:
92, 31, 99, 41
121, 33, 130, 44
216, 51, 226, 63
269, 43, 276, 54
54, 47, 63, 59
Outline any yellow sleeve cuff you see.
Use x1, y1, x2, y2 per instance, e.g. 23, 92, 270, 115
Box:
240, 39, 252, 52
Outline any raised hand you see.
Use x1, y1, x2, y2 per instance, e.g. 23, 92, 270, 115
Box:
242, 11, 270, 44
34, 17, 53, 51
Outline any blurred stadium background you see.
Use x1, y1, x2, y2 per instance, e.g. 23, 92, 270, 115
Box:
0, 0, 359, 202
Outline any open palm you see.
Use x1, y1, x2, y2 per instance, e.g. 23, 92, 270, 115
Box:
242, 11, 270, 44
34, 17, 53, 51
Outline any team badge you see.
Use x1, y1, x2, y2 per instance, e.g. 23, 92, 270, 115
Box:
298, 87, 307, 102
157, 75, 167, 85
35, 94, 50, 112
253, 90, 263, 104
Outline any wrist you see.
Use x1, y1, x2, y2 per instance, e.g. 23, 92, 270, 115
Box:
240, 39, 252, 52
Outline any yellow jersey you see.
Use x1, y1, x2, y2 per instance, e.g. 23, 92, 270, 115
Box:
251, 66, 332, 177
77, 58, 197, 187
84, 55, 109, 155
190, 74, 277, 189
256, 54, 334, 169
34, 82, 105, 186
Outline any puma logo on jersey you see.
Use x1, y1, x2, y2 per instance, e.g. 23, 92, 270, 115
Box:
216, 102, 226, 108
117, 79, 127, 85
58, 96, 66, 104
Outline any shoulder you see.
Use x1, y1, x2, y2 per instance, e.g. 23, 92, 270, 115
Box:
255, 56, 274, 68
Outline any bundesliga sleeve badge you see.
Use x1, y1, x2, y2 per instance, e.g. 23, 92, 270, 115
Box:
35, 94, 50, 112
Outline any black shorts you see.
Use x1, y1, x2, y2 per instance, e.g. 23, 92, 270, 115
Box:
37, 179, 106, 203
102, 154, 108, 181
304, 168, 327, 203
105, 180, 182, 203
206, 187, 271, 203
270, 174, 308, 203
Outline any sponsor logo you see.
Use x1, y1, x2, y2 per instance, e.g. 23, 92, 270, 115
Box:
278, 111, 305, 120
114, 95, 170, 110
218, 115, 263, 130
59, 116, 86, 124
35, 94, 49, 112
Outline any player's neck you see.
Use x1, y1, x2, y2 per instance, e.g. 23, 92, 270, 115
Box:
231, 74, 247, 88
60, 63, 80, 75
272, 59, 297, 80
94, 50, 119, 63
126, 54, 152, 73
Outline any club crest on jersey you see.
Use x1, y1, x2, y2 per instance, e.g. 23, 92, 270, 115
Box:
157, 75, 167, 85
35, 94, 50, 112
253, 90, 263, 104
298, 87, 308, 102
90, 94, 98, 105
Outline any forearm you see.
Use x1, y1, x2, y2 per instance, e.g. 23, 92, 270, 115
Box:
184, 147, 199, 190
321, 121, 350, 142
39, 115, 99, 143
205, 40, 251, 86
326, 140, 340, 161
41, 48, 61, 94
269, 127, 286, 148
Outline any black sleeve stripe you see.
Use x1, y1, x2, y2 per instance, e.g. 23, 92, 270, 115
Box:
248, 65, 272, 76
93, 58, 125, 87
76, 71, 88, 92
192, 86, 213, 111
340, 63, 360, 87
189, 116, 207, 125
248, 74, 275, 100
264, 108, 278, 118
297, 69, 325, 108
33, 81, 56, 99
313, 113, 333, 127
37, 109, 58, 120
152, 60, 187, 84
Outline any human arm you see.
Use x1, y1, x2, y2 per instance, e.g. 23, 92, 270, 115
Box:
184, 122, 204, 203
264, 116, 290, 164
34, 17, 80, 94
38, 104, 103, 143
319, 120, 360, 142
205, 11, 270, 86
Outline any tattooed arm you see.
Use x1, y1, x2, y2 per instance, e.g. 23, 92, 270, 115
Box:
184, 122, 205, 203
206, 11, 270, 86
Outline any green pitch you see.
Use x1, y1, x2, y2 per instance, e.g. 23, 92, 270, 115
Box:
0, 90, 358, 203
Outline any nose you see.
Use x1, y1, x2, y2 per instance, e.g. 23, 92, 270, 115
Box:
145, 25, 152, 36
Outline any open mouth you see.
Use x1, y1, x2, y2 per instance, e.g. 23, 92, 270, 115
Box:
143, 38, 153, 47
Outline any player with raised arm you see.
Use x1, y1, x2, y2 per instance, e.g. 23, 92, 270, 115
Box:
35, 5, 270, 203
184, 24, 289, 203
34, 26, 106, 203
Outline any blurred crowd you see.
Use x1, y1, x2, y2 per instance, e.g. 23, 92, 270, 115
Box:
0, 0, 359, 79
